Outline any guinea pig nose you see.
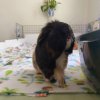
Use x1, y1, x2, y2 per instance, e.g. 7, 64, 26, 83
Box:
50, 77, 57, 83
44, 78, 50, 82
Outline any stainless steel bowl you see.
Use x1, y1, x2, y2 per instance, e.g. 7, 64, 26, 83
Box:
77, 30, 100, 93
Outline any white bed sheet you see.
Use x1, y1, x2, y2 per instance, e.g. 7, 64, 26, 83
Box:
0, 38, 96, 95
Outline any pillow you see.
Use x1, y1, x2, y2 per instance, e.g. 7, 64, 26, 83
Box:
24, 34, 39, 46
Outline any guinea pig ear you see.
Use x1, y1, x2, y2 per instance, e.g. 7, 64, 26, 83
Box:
37, 33, 47, 44
68, 25, 75, 41
68, 25, 73, 33
37, 24, 51, 45
37, 31, 48, 45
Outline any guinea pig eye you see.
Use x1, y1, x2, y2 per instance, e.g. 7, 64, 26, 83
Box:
67, 36, 70, 39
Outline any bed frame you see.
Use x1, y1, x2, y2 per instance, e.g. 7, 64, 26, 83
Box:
16, 23, 88, 39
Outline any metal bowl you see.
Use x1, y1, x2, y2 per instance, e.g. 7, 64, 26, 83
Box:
77, 30, 100, 93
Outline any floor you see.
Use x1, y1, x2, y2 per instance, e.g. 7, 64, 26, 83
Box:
0, 94, 100, 100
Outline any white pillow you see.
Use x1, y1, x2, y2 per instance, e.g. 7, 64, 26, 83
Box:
24, 34, 39, 46
74, 33, 81, 38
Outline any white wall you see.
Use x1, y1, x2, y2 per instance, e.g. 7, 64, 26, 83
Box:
0, 0, 46, 41
0, 0, 89, 41
88, 0, 100, 22
54, 0, 89, 24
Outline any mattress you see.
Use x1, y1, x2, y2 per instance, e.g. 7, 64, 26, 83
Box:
0, 38, 96, 96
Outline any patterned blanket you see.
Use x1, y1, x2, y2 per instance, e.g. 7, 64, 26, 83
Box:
0, 41, 95, 96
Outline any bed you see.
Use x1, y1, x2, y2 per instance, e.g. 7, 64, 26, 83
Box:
0, 33, 96, 96
0, 22, 98, 96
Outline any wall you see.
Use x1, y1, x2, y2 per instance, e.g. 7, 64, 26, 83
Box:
0, 0, 89, 41
54, 0, 89, 24
0, 0, 45, 41
88, 0, 100, 22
